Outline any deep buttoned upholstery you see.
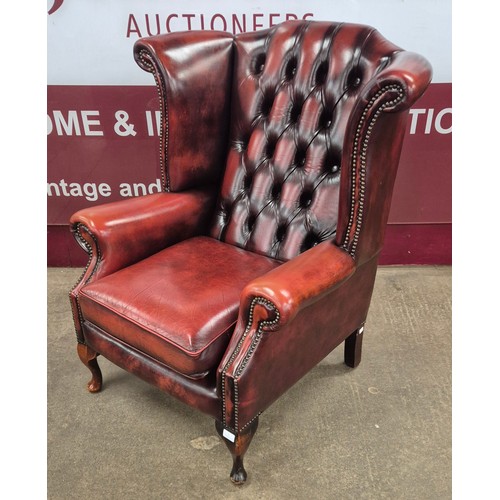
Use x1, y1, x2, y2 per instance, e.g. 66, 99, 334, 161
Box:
212, 22, 402, 262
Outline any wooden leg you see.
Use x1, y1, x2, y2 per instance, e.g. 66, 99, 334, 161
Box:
344, 326, 364, 368
215, 417, 259, 485
77, 343, 102, 393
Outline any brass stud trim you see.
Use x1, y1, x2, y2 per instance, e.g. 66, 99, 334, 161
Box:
342, 84, 405, 257
221, 296, 280, 432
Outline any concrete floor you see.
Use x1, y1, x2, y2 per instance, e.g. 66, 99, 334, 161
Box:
48, 266, 451, 499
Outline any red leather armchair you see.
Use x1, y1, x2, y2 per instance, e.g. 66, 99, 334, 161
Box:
69, 21, 431, 484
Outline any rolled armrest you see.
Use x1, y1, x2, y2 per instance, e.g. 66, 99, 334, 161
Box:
218, 245, 372, 433
365, 50, 432, 113
70, 189, 214, 278
240, 241, 356, 328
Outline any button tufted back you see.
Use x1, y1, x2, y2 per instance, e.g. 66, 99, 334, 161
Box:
210, 21, 402, 261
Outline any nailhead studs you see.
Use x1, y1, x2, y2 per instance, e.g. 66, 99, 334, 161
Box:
221, 296, 280, 432
69, 224, 102, 343
342, 84, 404, 256
139, 50, 169, 191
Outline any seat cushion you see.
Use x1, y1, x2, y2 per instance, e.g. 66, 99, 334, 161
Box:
79, 236, 281, 377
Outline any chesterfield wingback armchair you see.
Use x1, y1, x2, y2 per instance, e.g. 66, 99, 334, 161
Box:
69, 20, 431, 484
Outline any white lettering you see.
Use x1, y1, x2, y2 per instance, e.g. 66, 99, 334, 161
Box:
409, 109, 426, 135
99, 183, 112, 197
81, 111, 104, 136
47, 180, 113, 201
424, 108, 434, 135
119, 179, 162, 197
409, 108, 452, 135
148, 179, 161, 193
119, 183, 133, 197
48, 110, 104, 136
145, 110, 161, 136
127, 12, 315, 37
435, 108, 452, 134
53, 110, 81, 136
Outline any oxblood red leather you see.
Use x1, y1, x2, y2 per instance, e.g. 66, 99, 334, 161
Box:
210, 22, 431, 264
69, 20, 432, 483
69, 190, 215, 342
70, 190, 215, 278
79, 237, 280, 377
240, 241, 355, 327
134, 31, 234, 191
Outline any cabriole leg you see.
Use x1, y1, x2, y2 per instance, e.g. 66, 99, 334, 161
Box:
215, 417, 259, 485
344, 326, 364, 368
77, 343, 102, 393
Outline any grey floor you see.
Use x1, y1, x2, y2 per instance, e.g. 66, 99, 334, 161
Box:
48, 266, 451, 499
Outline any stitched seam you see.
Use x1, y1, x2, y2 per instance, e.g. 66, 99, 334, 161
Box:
341, 84, 405, 257
138, 49, 170, 191
221, 296, 280, 433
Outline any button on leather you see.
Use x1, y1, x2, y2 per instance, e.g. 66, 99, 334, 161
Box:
347, 67, 363, 89
254, 53, 266, 75
299, 191, 313, 208
289, 101, 303, 124
247, 214, 256, 231
276, 224, 287, 242
295, 150, 307, 167
315, 60, 329, 85
285, 57, 297, 80
319, 108, 333, 129
265, 140, 277, 159
271, 184, 282, 199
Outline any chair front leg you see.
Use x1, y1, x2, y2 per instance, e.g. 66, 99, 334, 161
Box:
77, 343, 102, 393
344, 326, 364, 368
215, 417, 259, 485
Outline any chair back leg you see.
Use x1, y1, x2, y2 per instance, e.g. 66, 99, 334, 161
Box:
344, 326, 364, 368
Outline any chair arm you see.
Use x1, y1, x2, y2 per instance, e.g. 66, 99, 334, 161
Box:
70, 189, 214, 279
218, 241, 359, 433
240, 241, 355, 328
364, 50, 432, 113
69, 189, 214, 343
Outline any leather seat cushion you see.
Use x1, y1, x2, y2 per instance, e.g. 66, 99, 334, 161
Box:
79, 236, 281, 377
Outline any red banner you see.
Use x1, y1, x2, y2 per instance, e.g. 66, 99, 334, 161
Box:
47, 83, 451, 226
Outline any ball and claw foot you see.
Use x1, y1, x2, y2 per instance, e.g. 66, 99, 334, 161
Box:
215, 417, 259, 485
230, 457, 247, 485
77, 343, 102, 393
